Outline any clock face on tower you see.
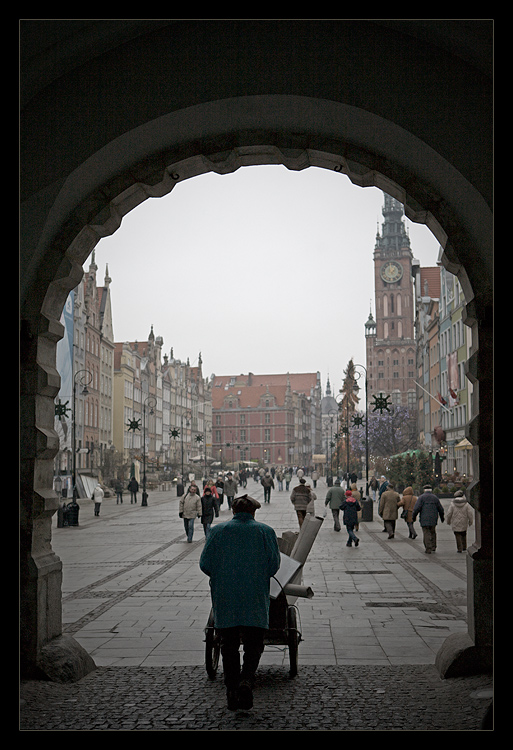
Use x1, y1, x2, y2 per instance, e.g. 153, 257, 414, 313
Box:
381, 261, 403, 283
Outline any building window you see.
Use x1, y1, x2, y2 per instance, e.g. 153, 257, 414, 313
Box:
264, 429, 270, 441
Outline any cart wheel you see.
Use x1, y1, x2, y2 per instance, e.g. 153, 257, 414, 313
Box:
287, 606, 300, 678
205, 610, 221, 679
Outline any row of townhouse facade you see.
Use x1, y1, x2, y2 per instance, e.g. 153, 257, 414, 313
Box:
211, 372, 323, 468
54, 254, 324, 492
413, 248, 474, 480
113, 334, 212, 480
53, 254, 213, 495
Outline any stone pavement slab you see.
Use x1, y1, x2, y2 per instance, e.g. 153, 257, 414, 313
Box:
20, 477, 493, 730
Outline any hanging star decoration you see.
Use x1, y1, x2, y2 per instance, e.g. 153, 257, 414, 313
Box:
170, 428, 180, 439
352, 414, 365, 426
126, 418, 141, 432
371, 392, 391, 414
54, 399, 71, 418
195, 434, 203, 443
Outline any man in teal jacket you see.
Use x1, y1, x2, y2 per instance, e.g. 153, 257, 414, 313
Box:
200, 494, 280, 710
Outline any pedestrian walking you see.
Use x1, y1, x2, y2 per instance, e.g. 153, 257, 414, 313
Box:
412, 485, 445, 554
215, 475, 225, 510
306, 483, 316, 515
204, 479, 220, 516
115, 479, 124, 504
93, 483, 104, 516
290, 477, 311, 526
398, 486, 418, 538
261, 473, 275, 503
179, 484, 202, 542
369, 475, 379, 502
199, 494, 280, 710
378, 482, 401, 538
201, 486, 216, 537
224, 473, 238, 509
127, 476, 139, 504
325, 478, 345, 531
340, 489, 361, 547
350, 483, 362, 530
284, 468, 292, 491
378, 476, 388, 498
276, 469, 284, 491
446, 489, 473, 552
311, 469, 318, 488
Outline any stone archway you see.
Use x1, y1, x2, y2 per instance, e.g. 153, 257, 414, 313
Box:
20, 20, 492, 681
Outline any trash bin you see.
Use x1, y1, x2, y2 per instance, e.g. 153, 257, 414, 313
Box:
361, 498, 373, 522
65, 500, 80, 526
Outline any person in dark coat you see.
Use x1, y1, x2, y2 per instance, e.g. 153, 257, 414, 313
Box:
412, 485, 445, 554
340, 489, 362, 547
201, 486, 216, 537
127, 476, 139, 503
290, 477, 311, 526
224, 473, 238, 509
199, 494, 280, 711
261, 473, 275, 503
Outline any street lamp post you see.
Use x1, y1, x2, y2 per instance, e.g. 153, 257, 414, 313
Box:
328, 408, 338, 484
203, 421, 211, 480
72, 369, 92, 502
353, 363, 373, 521
142, 395, 156, 506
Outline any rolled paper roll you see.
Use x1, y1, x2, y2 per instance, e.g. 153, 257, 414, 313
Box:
282, 583, 314, 599
290, 514, 324, 564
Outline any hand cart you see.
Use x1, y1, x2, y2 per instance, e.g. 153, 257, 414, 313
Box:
204, 590, 302, 679
204, 514, 324, 680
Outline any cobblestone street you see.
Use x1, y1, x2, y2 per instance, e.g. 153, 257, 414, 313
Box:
20, 478, 493, 731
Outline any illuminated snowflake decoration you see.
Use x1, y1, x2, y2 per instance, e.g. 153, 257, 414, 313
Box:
170, 428, 180, 439
195, 434, 203, 443
126, 418, 141, 432
54, 399, 70, 418
371, 392, 391, 413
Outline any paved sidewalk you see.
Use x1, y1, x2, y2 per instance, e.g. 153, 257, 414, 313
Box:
20, 478, 493, 731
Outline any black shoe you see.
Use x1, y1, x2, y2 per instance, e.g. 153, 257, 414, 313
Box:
355, 538, 359, 547
226, 689, 239, 711
238, 680, 253, 710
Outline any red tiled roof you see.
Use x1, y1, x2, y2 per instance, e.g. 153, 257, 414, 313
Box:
213, 372, 318, 393
212, 383, 288, 410
420, 267, 441, 299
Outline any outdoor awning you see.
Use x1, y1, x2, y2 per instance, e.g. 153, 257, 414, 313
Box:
455, 438, 473, 450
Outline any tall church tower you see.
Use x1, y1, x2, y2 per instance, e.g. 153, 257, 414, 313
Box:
366, 194, 417, 410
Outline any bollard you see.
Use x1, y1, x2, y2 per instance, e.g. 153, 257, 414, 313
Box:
361, 498, 373, 522
57, 502, 66, 528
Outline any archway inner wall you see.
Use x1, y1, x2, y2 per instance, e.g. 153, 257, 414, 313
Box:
20, 20, 492, 680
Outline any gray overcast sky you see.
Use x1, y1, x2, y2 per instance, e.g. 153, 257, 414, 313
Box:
95, 165, 440, 396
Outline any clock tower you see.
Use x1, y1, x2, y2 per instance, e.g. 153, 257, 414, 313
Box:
366, 194, 417, 410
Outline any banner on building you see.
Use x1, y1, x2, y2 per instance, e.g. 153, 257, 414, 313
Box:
54, 292, 74, 452
448, 352, 460, 406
